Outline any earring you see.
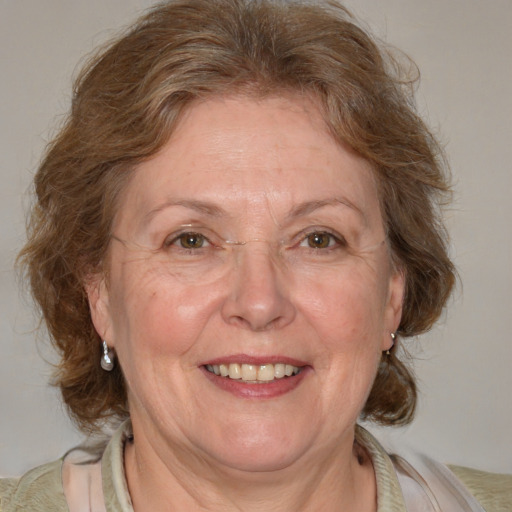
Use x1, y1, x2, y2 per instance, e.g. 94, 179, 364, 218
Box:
386, 332, 396, 356
101, 340, 115, 371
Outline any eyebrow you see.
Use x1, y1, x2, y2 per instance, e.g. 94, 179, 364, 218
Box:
144, 199, 228, 225
286, 197, 365, 222
143, 196, 365, 226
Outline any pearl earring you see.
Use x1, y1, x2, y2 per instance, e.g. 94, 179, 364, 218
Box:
100, 340, 115, 371
386, 332, 396, 356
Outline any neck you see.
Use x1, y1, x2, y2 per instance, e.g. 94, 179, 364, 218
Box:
124, 423, 377, 512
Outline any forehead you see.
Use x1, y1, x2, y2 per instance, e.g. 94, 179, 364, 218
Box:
114, 94, 382, 231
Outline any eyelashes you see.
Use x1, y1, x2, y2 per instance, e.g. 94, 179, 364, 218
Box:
163, 229, 347, 254
167, 232, 211, 250
299, 231, 346, 250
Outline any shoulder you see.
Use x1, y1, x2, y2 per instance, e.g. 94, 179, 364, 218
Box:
0, 459, 68, 512
449, 464, 512, 512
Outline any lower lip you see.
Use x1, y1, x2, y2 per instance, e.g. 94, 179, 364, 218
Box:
201, 366, 310, 399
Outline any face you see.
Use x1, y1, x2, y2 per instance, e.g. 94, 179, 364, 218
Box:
88, 95, 404, 473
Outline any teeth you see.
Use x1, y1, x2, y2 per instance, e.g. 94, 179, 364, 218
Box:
258, 364, 274, 381
228, 363, 242, 379
285, 364, 295, 377
274, 363, 285, 378
206, 364, 222, 375
206, 363, 301, 382
241, 364, 257, 381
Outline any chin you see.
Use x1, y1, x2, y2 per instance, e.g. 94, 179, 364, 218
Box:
202, 419, 316, 473
213, 446, 305, 473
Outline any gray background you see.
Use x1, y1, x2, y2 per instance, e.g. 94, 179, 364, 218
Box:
1, 1, 511, 476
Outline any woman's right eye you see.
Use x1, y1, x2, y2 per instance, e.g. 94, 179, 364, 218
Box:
167, 232, 209, 249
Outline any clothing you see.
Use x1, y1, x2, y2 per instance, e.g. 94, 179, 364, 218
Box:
1, 421, 510, 511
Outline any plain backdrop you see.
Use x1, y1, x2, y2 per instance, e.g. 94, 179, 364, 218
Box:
0, 1, 511, 477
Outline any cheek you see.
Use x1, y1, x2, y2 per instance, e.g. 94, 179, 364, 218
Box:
109, 264, 225, 357
296, 264, 389, 345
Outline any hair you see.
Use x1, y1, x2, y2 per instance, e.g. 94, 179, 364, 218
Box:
19, 0, 455, 432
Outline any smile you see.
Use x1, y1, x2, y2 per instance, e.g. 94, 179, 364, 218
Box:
205, 363, 301, 383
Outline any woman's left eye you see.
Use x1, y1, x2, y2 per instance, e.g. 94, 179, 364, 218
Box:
299, 231, 343, 249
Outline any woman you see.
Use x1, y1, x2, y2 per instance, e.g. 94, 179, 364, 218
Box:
1, 0, 510, 510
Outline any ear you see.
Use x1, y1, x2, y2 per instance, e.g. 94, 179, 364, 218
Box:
382, 268, 406, 351
85, 273, 114, 347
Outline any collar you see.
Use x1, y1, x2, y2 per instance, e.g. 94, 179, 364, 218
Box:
98, 421, 407, 512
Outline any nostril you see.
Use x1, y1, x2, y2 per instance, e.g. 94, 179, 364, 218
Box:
221, 293, 296, 331
227, 313, 279, 331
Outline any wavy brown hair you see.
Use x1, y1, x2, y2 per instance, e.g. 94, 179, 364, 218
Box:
19, 0, 455, 432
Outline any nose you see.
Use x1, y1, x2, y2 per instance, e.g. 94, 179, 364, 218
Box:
220, 244, 296, 331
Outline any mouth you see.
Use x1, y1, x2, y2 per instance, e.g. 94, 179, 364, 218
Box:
201, 355, 309, 398
204, 363, 302, 383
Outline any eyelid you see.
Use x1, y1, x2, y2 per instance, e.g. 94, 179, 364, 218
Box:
294, 228, 347, 248
162, 226, 347, 250
163, 230, 214, 249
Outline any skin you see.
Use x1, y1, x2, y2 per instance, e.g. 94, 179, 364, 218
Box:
87, 94, 405, 511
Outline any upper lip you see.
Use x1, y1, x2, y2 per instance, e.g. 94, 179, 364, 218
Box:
200, 354, 309, 367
